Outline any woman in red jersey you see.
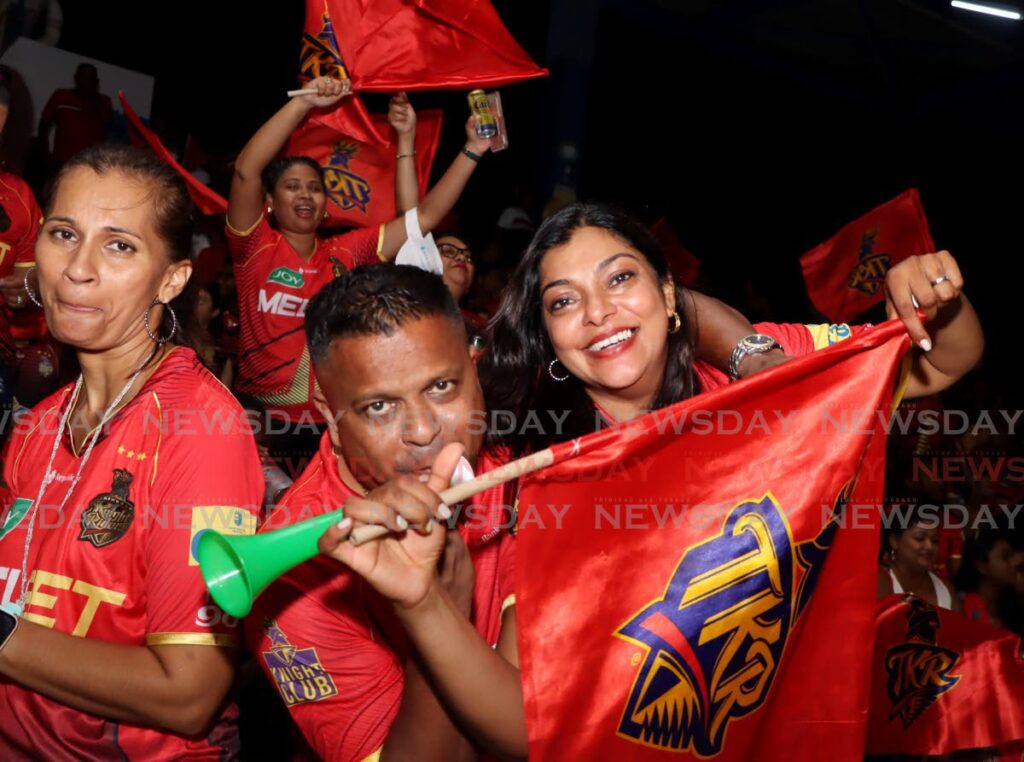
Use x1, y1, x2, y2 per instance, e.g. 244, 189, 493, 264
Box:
227, 76, 492, 467
0, 145, 263, 760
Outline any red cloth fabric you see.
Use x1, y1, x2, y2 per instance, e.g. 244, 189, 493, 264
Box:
285, 107, 443, 228
306, 0, 547, 94
867, 594, 1024, 756
800, 189, 934, 322
514, 320, 911, 760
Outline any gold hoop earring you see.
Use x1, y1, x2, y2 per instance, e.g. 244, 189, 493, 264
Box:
668, 312, 681, 335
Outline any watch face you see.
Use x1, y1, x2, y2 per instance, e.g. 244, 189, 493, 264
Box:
745, 334, 775, 349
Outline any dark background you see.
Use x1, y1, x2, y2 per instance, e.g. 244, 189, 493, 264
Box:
44, 0, 1024, 394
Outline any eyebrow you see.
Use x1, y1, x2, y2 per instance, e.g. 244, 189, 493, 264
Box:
540, 252, 641, 296
46, 217, 143, 240
349, 367, 462, 407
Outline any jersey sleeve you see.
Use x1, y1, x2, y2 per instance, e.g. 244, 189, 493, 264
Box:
246, 567, 403, 762
325, 224, 386, 269
142, 401, 263, 646
225, 214, 277, 269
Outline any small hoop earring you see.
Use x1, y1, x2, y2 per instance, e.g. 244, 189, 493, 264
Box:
548, 359, 570, 382
144, 300, 178, 345
668, 311, 681, 335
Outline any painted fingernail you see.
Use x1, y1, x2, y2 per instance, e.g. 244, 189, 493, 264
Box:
336, 518, 353, 534
396, 515, 409, 531
425, 519, 435, 534
437, 503, 452, 520
919, 338, 932, 352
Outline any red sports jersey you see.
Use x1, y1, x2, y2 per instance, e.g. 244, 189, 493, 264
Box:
0, 172, 43, 361
245, 433, 516, 762
226, 216, 384, 422
0, 348, 263, 760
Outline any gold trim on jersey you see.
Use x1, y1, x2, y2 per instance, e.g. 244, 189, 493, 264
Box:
255, 346, 313, 409
146, 632, 237, 647
361, 749, 382, 762
225, 213, 264, 238
375, 223, 386, 261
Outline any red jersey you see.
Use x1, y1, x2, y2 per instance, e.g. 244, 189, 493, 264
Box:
0, 173, 43, 361
693, 321, 880, 391
40, 88, 113, 164
0, 348, 263, 760
226, 216, 384, 421
245, 433, 516, 762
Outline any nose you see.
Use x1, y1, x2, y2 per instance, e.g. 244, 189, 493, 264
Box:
400, 403, 442, 449
582, 290, 615, 327
63, 240, 99, 286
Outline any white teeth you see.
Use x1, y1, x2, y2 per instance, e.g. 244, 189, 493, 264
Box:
587, 328, 636, 352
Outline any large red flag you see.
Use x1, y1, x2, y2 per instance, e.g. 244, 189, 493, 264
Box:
514, 320, 912, 760
285, 108, 443, 229
303, 0, 547, 93
800, 189, 935, 323
119, 93, 228, 216
867, 594, 1024, 758
299, 0, 545, 151
299, 3, 390, 146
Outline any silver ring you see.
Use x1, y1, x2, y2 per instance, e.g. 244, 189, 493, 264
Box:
931, 275, 950, 287
12, 295, 21, 305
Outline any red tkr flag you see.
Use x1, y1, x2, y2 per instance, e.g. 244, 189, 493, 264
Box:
119, 93, 228, 216
800, 189, 935, 323
304, 0, 547, 93
867, 594, 1024, 758
514, 320, 912, 760
299, 0, 545, 149
286, 108, 443, 229
651, 218, 701, 287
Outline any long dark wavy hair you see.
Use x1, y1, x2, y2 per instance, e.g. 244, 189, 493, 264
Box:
479, 203, 700, 456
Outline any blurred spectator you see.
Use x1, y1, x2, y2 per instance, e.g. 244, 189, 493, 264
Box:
38, 62, 112, 166
878, 506, 959, 611
954, 528, 1018, 628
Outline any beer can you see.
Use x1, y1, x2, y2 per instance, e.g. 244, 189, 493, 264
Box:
467, 89, 498, 139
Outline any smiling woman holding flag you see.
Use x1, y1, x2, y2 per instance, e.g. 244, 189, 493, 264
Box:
227, 75, 492, 466
317, 203, 984, 759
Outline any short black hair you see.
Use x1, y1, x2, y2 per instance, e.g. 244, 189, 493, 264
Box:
262, 156, 324, 196
305, 264, 464, 365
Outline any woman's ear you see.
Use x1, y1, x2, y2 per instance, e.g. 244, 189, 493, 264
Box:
159, 261, 193, 304
661, 278, 676, 316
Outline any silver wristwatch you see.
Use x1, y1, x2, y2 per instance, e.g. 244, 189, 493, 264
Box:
728, 334, 782, 380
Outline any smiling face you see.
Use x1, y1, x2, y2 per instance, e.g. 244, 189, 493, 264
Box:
890, 523, 939, 573
267, 162, 326, 235
314, 314, 484, 489
35, 166, 190, 351
538, 225, 675, 401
